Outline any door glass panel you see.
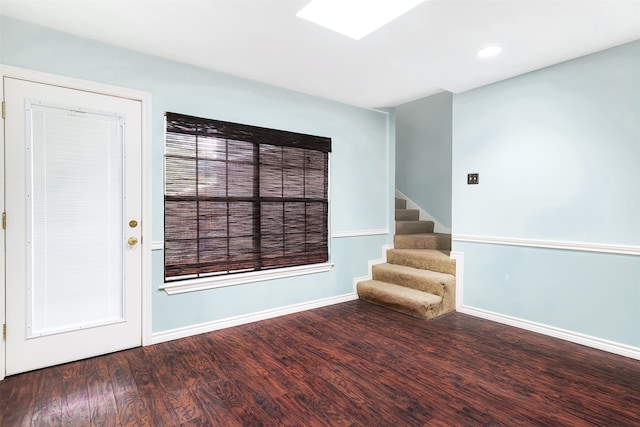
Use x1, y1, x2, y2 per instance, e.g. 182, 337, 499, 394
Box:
27, 102, 125, 338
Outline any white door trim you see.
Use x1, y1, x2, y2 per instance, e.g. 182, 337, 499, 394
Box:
0, 64, 153, 380
0, 69, 5, 381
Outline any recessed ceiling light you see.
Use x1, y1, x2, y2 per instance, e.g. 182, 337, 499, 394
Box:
477, 45, 503, 58
297, 0, 426, 40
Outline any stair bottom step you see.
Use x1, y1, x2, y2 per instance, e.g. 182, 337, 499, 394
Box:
357, 280, 444, 320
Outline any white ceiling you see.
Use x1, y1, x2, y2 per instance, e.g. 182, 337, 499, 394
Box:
1, 0, 639, 108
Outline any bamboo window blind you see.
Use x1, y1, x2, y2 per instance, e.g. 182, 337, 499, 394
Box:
164, 112, 331, 281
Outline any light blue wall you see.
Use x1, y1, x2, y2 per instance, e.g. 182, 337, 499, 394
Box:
457, 242, 640, 345
452, 40, 640, 347
396, 91, 452, 228
1, 16, 394, 333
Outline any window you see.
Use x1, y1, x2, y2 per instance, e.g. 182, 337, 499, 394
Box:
164, 112, 331, 282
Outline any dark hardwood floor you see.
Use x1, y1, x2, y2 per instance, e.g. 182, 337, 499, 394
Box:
1, 300, 639, 426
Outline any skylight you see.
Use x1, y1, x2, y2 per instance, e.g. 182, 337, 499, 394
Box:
296, 0, 426, 40
477, 45, 503, 58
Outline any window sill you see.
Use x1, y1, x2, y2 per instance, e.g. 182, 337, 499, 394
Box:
160, 262, 334, 295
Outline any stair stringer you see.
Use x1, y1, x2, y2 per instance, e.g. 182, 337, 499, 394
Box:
450, 251, 464, 311
395, 189, 451, 234
352, 244, 394, 293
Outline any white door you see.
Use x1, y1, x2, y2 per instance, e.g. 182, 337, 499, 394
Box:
4, 77, 142, 375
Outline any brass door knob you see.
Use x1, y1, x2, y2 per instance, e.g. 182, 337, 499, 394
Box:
128, 236, 138, 246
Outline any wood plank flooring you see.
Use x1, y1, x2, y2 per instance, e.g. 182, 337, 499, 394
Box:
1, 300, 639, 426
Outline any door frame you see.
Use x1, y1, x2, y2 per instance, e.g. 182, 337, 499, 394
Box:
0, 65, 153, 380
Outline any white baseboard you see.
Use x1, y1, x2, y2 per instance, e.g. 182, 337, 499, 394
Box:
395, 189, 451, 233
458, 305, 640, 361
150, 293, 358, 345
352, 244, 393, 293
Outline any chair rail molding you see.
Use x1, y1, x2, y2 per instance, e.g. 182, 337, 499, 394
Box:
452, 234, 640, 256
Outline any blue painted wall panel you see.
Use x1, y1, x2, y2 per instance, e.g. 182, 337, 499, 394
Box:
455, 242, 640, 347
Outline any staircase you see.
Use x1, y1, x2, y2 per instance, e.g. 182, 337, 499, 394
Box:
356, 197, 456, 320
